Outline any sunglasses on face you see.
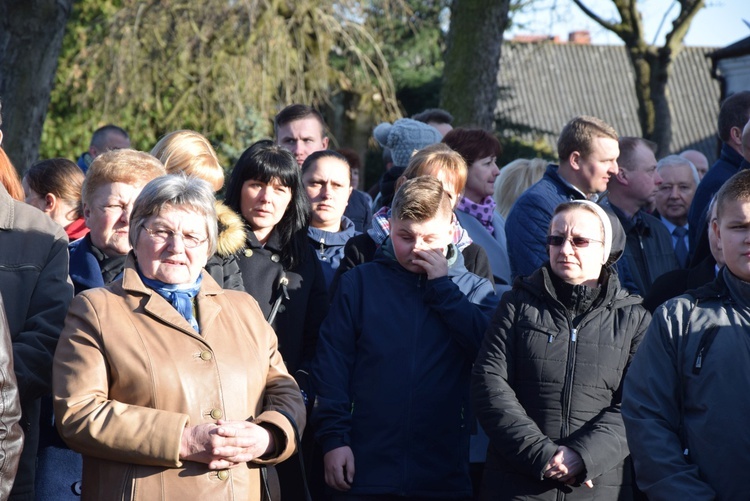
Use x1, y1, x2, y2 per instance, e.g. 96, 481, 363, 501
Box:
546, 235, 602, 248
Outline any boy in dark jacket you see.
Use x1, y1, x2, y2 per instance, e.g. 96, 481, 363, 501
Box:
623, 169, 750, 500
312, 176, 498, 499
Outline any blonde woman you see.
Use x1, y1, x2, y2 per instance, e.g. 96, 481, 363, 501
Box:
494, 158, 548, 218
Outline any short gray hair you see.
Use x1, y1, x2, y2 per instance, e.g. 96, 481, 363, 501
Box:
129, 174, 218, 255
657, 155, 700, 186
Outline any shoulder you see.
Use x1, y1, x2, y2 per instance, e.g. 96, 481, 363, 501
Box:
348, 189, 370, 208
73, 283, 127, 310
644, 268, 690, 311
4, 200, 67, 242
642, 212, 672, 237
218, 288, 266, 312
509, 176, 567, 217
345, 232, 376, 256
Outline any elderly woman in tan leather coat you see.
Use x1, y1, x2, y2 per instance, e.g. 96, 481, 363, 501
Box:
53, 174, 305, 501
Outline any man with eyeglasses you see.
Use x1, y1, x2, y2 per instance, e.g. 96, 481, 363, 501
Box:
654, 155, 700, 268
603, 137, 678, 295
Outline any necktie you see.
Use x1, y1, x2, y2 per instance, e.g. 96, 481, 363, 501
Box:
673, 226, 689, 268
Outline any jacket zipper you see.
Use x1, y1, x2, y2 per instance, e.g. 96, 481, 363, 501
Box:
560, 322, 577, 440
638, 235, 652, 288
319, 237, 327, 260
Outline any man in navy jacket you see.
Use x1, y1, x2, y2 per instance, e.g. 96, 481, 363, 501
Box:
506, 115, 619, 280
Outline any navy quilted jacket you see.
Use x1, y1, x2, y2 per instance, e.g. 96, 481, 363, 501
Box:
472, 265, 650, 500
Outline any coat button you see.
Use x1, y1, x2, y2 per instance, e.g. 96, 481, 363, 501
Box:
217, 470, 229, 480
200, 351, 212, 361
244, 249, 253, 257
210, 408, 223, 419
270, 254, 280, 262
278, 304, 286, 313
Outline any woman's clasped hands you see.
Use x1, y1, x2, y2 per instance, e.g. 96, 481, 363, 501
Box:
180, 419, 275, 469
543, 445, 594, 488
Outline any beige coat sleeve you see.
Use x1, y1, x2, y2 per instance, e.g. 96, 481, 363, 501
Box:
252, 319, 307, 465
52, 294, 189, 468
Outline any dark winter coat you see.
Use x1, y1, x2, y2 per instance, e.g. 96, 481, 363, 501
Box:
472, 264, 650, 500
643, 255, 717, 312
312, 244, 498, 498
203, 201, 246, 291
606, 203, 679, 296
235, 226, 328, 392
0, 184, 73, 500
343, 189, 373, 233
623, 268, 750, 500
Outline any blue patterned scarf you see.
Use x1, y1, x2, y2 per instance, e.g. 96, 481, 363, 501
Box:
138, 269, 203, 333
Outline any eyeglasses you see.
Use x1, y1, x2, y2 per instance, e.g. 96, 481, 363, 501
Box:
142, 226, 208, 249
546, 235, 603, 248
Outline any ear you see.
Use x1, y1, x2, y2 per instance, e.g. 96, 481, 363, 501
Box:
568, 151, 582, 171
395, 176, 407, 191
322, 137, 329, 149
83, 202, 92, 222
712, 217, 722, 247
348, 185, 353, 197
730, 126, 743, 147
614, 168, 629, 185
0, 130, 3, 146
43, 193, 57, 213
89, 146, 98, 158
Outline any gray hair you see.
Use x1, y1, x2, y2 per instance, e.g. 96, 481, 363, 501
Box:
129, 174, 218, 255
657, 155, 700, 186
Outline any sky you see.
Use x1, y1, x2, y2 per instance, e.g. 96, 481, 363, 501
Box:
506, 0, 750, 48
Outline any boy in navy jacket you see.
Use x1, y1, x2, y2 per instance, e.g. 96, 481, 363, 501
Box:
312, 176, 498, 499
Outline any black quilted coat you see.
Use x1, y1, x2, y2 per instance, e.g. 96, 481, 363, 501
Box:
471, 264, 650, 500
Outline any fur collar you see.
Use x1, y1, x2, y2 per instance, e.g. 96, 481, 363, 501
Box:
215, 201, 246, 257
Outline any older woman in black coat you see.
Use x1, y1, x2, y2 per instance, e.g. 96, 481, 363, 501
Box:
472, 200, 650, 500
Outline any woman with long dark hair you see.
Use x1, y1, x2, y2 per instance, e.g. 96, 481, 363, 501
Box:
225, 140, 327, 500
225, 140, 327, 379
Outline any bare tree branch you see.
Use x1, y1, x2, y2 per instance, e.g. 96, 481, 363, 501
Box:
571, 0, 621, 34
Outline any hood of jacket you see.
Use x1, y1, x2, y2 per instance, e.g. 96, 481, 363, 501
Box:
215, 201, 246, 258
307, 216, 358, 246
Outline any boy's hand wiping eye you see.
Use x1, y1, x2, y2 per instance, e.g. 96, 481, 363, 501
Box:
413, 248, 449, 280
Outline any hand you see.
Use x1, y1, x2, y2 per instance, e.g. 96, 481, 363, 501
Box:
324, 446, 355, 491
543, 445, 586, 485
180, 423, 223, 465
412, 247, 449, 280
179, 421, 273, 469
209, 420, 274, 469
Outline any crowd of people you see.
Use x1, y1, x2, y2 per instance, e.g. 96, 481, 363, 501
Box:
0, 91, 748, 501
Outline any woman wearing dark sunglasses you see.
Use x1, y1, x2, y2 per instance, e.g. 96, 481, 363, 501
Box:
471, 200, 650, 500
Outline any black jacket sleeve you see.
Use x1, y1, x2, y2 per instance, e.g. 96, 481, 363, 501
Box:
471, 292, 559, 479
